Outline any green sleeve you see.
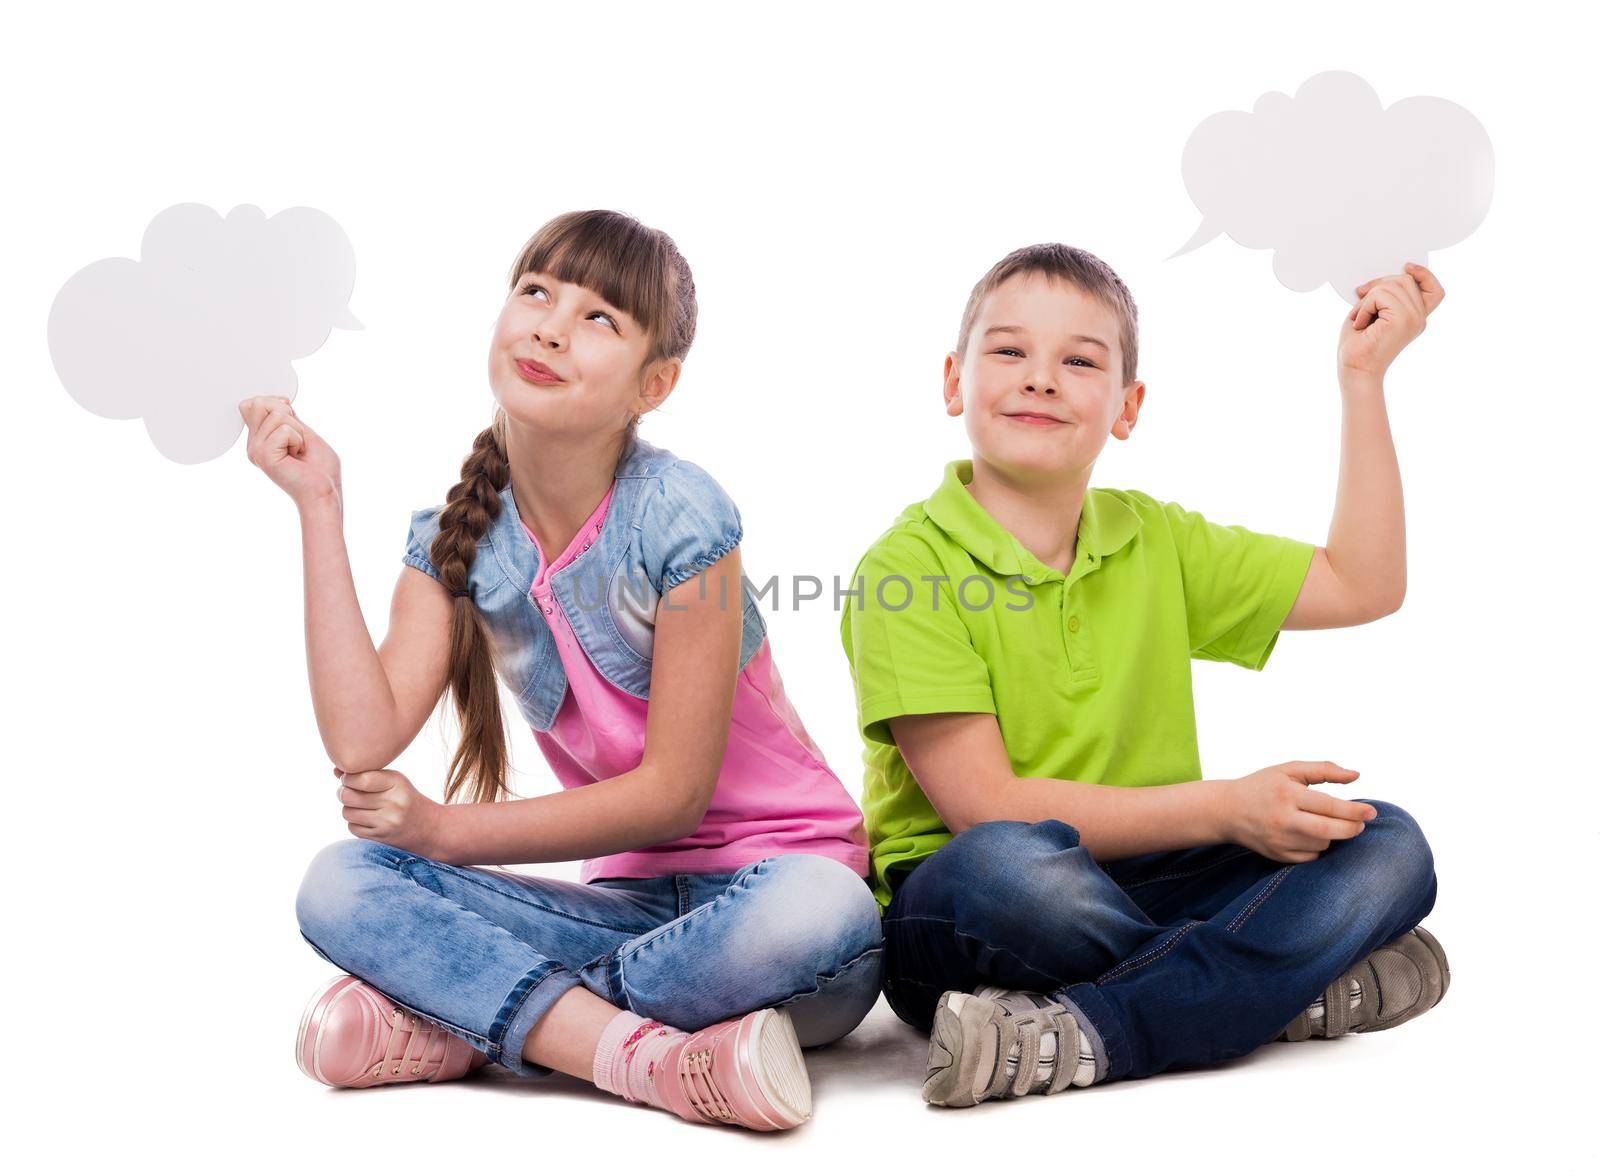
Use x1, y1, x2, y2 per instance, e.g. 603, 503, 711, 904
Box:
839, 537, 997, 747
1160, 500, 1316, 671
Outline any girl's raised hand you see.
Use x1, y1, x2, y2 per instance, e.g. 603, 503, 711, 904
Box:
1337, 262, 1445, 383
334, 767, 448, 859
239, 395, 343, 509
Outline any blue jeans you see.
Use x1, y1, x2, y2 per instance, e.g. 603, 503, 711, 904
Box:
295, 840, 885, 1077
881, 799, 1437, 1081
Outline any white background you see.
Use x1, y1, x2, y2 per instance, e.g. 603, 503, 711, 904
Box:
6, 1, 1594, 1170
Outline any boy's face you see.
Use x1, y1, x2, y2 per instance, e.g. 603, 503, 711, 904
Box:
488, 270, 678, 437
943, 273, 1143, 480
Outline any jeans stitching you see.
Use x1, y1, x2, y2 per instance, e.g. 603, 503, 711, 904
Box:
883, 915, 1076, 996
491, 961, 566, 1064
1097, 921, 1200, 984
418, 863, 655, 935
882, 913, 959, 929
1119, 848, 1257, 890
891, 974, 956, 993
768, 944, 885, 1009
619, 863, 774, 961
1225, 865, 1292, 933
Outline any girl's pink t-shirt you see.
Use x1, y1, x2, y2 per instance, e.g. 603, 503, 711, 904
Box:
520, 485, 868, 884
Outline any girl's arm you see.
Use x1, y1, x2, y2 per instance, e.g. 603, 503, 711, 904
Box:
240, 395, 451, 772
300, 494, 453, 772
428, 547, 743, 865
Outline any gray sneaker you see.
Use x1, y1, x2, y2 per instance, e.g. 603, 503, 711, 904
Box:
923, 988, 1085, 1107
1277, 926, 1450, 1041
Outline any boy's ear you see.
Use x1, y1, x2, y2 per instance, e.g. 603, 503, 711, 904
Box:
1112, 380, 1146, 440
942, 351, 963, 416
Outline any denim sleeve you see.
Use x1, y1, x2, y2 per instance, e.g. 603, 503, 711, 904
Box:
642, 459, 745, 593
1159, 498, 1316, 671
403, 505, 445, 583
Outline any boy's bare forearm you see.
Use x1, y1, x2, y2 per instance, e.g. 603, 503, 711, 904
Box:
1327, 373, 1406, 614
975, 775, 1232, 860
299, 494, 401, 770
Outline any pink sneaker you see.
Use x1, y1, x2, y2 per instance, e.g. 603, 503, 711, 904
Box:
296, 974, 491, 1088
656, 1008, 812, 1131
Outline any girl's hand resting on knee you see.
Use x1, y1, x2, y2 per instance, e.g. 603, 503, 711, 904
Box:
334, 767, 448, 859
1222, 762, 1379, 863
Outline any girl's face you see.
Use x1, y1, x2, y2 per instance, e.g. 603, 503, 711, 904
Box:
488, 270, 677, 436
943, 273, 1144, 480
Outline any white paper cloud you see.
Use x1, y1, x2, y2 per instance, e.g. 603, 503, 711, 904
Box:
1169, 71, 1494, 305
48, 203, 360, 464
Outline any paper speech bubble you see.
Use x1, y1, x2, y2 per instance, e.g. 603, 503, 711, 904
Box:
48, 203, 361, 464
1169, 71, 1494, 305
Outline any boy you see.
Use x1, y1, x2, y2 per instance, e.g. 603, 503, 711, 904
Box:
839, 244, 1448, 1107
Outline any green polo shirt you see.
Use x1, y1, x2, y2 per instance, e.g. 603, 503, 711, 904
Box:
839, 459, 1316, 908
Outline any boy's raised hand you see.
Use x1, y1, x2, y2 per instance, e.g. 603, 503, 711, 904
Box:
1222, 761, 1379, 864
1337, 262, 1445, 383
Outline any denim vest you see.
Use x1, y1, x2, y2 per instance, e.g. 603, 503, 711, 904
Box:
403, 436, 767, 732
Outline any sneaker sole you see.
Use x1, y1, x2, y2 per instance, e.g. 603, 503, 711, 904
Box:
296, 973, 363, 1086
923, 991, 997, 1108
1412, 926, 1450, 1004
740, 1008, 812, 1129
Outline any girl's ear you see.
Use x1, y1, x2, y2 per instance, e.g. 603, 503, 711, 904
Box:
639, 355, 682, 413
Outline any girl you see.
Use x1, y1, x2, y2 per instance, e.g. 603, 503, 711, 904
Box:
241, 209, 881, 1132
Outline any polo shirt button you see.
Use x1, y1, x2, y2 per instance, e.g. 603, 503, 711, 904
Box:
1067, 615, 1080, 633
543, 604, 553, 615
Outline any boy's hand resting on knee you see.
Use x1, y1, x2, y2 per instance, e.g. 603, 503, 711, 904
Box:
334, 766, 448, 859
1221, 762, 1379, 863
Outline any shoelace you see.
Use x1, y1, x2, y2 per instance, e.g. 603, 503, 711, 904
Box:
678, 1034, 736, 1123
983, 1003, 1079, 1099
371, 1005, 448, 1081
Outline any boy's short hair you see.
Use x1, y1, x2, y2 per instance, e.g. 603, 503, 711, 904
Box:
955, 243, 1140, 385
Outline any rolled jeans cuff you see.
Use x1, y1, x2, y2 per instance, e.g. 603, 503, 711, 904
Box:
490, 961, 587, 1078
1059, 980, 1131, 1082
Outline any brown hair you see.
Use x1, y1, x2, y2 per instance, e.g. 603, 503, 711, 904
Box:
955, 243, 1139, 385
425, 210, 698, 805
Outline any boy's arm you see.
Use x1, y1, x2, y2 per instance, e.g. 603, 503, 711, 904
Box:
887, 711, 1230, 859
1283, 263, 1445, 630
1280, 384, 1404, 629
888, 712, 1375, 863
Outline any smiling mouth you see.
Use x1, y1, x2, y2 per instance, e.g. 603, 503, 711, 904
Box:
515, 358, 564, 385
1004, 412, 1067, 425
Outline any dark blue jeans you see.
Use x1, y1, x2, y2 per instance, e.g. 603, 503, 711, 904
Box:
881, 799, 1437, 1081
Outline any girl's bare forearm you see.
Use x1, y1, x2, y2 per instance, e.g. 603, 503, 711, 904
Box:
434, 766, 703, 866
299, 494, 401, 769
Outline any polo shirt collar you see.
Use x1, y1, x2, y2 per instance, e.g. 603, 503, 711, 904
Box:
924, 459, 1142, 581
